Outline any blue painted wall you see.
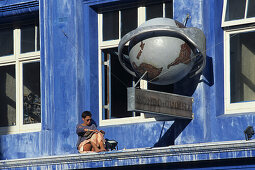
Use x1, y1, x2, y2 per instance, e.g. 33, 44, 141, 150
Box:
1, 1, 255, 168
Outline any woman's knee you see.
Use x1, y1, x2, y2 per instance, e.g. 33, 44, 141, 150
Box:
83, 143, 92, 151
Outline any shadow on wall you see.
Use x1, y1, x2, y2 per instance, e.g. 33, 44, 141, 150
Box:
173, 56, 214, 96
154, 119, 191, 147
154, 56, 214, 147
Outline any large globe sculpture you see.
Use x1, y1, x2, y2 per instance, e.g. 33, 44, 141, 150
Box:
118, 18, 206, 85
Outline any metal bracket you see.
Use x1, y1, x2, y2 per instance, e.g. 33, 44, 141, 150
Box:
134, 71, 147, 87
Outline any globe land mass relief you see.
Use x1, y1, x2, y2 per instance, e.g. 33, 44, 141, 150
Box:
131, 20, 192, 82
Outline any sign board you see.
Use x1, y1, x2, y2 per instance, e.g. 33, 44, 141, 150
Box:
127, 87, 193, 119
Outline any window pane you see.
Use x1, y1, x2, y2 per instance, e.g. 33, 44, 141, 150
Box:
103, 48, 133, 119
146, 3, 163, 20
165, 1, 173, 18
37, 25, 40, 51
111, 51, 133, 118
121, 7, 138, 37
21, 25, 35, 53
225, 0, 246, 21
0, 27, 13, 57
0, 65, 16, 127
23, 62, 41, 124
247, 0, 255, 18
103, 11, 119, 41
230, 31, 255, 103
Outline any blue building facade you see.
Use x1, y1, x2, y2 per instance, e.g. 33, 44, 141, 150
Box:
1, 0, 255, 169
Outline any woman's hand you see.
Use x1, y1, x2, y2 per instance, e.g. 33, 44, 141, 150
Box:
99, 130, 105, 134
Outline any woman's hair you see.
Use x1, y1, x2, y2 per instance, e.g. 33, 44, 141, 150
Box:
82, 111, 92, 118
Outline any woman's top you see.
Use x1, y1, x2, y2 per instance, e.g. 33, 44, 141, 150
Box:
76, 123, 97, 148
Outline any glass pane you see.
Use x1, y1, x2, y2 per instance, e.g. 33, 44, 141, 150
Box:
21, 25, 35, 53
110, 51, 133, 118
225, 0, 246, 21
247, 0, 255, 18
165, 1, 173, 18
37, 25, 40, 51
146, 3, 163, 20
23, 62, 41, 124
103, 48, 133, 119
103, 11, 119, 41
230, 31, 255, 103
103, 52, 110, 120
0, 65, 16, 127
121, 7, 138, 37
0, 27, 13, 57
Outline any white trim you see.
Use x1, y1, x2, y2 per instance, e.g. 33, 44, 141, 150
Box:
224, 27, 255, 114
138, 6, 145, 26
98, 13, 103, 45
163, 3, 166, 17
221, 0, 228, 27
245, 0, 249, 19
222, 18, 255, 27
100, 116, 158, 126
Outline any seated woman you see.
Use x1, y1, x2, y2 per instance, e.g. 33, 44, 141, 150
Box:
76, 111, 106, 153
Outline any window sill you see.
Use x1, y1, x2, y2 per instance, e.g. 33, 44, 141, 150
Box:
0, 123, 41, 135
99, 114, 175, 126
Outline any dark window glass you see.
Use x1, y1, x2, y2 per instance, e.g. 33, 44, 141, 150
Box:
103, 48, 133, 119
37, 25, 40, 51
230, 31, 255, 103
103, 52, 110, 119
21, 25, 35, 53
247, 0, 255, 18
0, 27, 13, 57
165, 1, 173, 18
121, 7, 138, 37
225, 0, 246, 21
0, 65, 16, 127
146, 3, 163, 20
103, 11, 119, 41
23, 62, 41, 124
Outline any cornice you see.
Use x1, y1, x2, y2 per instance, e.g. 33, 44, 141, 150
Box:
0, 1, 39, 17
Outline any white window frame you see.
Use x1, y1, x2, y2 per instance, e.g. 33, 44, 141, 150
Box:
224, 26, 255, 114
0, 22, 41, 134
98, 2, 173, 126
222, 0, 255, 27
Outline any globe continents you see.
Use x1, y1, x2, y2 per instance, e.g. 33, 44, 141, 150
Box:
128, 18, 195, 85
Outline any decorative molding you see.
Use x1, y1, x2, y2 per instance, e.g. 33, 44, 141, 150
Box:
0, 1, 39, 17
1, 140, 255, 169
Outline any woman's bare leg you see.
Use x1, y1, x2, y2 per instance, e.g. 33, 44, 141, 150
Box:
83, 143, 92, 151
91, 142, 100, 152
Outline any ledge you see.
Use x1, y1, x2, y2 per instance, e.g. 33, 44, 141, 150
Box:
1, 140, 255, 169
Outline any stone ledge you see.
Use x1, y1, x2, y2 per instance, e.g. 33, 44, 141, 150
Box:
1, 140, 255, 169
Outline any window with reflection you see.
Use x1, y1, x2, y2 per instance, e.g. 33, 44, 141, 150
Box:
222, 0, 255, 114
23, 62, 41, 124
230, 31, 255, 103
0, 19, 40, 134
0, 65, 16, 127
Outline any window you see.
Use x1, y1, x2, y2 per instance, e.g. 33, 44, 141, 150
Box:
0, 20, 41, 133
222, 0, 255, 114
222, 0, 255, 27
98, 1, 173, 125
